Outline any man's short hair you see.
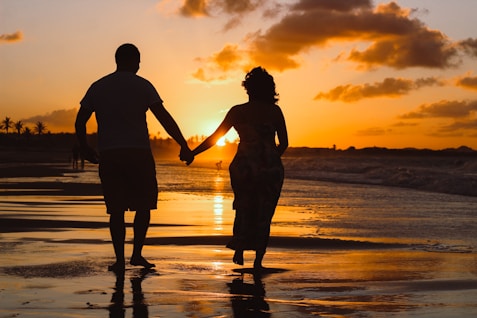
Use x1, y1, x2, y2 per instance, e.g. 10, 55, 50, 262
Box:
115, 43, 140, 66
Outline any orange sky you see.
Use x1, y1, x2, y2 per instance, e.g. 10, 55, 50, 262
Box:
1, 0, 477, 149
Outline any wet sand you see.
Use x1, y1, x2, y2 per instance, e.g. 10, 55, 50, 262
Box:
1, 163, 477, 317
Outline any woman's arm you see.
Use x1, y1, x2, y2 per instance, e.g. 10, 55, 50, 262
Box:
275, 107, 288, 156
193, 108, 235, 156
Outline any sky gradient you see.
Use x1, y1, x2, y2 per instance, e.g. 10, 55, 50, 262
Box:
1, 0, 477, 149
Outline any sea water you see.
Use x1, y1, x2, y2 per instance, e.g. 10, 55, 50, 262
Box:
154, 161, 477, 252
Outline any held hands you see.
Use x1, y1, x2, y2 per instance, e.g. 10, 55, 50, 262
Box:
179, 146, 194, 166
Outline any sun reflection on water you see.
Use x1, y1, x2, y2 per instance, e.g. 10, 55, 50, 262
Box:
212, 173, 226, 231
213, 195, 224, 231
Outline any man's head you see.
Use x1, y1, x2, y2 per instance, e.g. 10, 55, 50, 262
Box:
115, 43, 140, 72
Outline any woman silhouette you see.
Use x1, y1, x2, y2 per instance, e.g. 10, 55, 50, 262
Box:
192, 67, 288, 270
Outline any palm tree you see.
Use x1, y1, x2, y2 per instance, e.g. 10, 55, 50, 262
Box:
34, 121, 47, 135
14, 120, 24, 135
23, 127, 32, 137
2, 117, 12, 134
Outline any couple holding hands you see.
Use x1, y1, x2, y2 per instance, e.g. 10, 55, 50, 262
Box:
75, 43, 288, 273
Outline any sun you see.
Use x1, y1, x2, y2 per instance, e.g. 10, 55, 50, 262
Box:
216, 136, 226, 147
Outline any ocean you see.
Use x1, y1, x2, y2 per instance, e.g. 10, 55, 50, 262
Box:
149, 160, 477, 253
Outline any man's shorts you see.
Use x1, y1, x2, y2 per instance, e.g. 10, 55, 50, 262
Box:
99, 148, 158, 214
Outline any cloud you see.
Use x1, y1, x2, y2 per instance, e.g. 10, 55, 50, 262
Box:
438, 119, 477, 133
355, 127, 388, 136
399, 100, 477, 119
191, 0, 466, 80
191, 44, 250, 82
458, 38, 477, 57
456, 74, 477, 91
179, 0, 209, 17
314, 77, 443, 102
21, 108, 81, 133
0, 31, 23, 44
392, 121, 418, 127
254, 1, 457, 70
178, 0, 262, 26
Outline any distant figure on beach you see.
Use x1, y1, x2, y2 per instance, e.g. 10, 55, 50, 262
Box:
216, 160, 222, 170
71, 143, 85, 170
72, 144, 80, 170
75, 43, 193, 272
190, 67, 288, 270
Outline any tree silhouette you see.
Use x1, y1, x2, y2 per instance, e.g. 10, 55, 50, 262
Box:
23, 127, 32, 137
14, 120, 24, 135
34, 121, 47, 135
2, 117, 12, 134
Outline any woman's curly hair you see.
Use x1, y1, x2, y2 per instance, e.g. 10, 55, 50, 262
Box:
242, 67, 279, 104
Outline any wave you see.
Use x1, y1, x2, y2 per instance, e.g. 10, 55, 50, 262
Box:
282, 156, 477, 197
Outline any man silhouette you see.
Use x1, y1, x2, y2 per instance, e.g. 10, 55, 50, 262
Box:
75, 43, 193, 272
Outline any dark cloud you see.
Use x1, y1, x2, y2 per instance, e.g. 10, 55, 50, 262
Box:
22, 108, 80, 133
399, 100, 477, 119
314, 77, 443, 102
0, 31, 23, 44
179, 0, 261, 21
192, 0, 465, 80
458, 38, 477, 57
438, 119, 477, 133
252, 1, 458, 70
291, 0, 372, 12
456, 75, 477, 90
179, 0, 209, 17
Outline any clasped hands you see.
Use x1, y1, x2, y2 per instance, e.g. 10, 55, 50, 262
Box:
179, 146, 195, 166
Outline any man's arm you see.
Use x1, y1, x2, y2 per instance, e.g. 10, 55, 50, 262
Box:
75, 107, 99, 164
149, 101, 193, 164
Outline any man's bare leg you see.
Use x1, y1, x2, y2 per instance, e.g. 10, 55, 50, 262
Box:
130, 210, 155, 268
109, 212, 126, 272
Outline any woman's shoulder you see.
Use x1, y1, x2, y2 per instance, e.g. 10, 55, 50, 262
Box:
228, 103, 248, 114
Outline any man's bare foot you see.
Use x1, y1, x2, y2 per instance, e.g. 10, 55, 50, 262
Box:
130, 256, 155, 269
108, 261, 125, 273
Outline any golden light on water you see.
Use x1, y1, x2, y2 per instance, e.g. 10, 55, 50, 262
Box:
213, 174, 225, 231
213, 195, 224, 231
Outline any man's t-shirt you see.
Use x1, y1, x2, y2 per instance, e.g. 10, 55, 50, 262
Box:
80, 71, 163, 151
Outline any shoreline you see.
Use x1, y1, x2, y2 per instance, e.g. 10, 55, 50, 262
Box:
1, 163, 477, 317
2, 156, 477, 197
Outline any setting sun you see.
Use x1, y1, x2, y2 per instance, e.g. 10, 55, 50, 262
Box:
2, 0, 477, 150
216, 136, 226, 147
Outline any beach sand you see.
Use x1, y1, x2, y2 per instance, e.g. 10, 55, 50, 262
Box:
1, 163, 477, 317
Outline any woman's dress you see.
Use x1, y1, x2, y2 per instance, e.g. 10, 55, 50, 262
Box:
227, 119, 284, 252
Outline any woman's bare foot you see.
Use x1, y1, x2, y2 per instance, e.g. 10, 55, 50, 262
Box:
130, 256, 155, 269
233, 250, 244, 265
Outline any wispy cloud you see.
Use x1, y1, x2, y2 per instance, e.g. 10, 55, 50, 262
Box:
178, 0, 263, 30
355, 126, 388, 136
314, 77, 443, 102
179, 0, 261, 17
456, 73, 477, 91
438, 119, 477, 133
21, 108, 89, 133
0, 31, 23, 44
399, 100, 477, 119
458, 38, 477, 57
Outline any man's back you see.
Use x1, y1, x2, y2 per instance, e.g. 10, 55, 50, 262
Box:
80, 71, 162, 151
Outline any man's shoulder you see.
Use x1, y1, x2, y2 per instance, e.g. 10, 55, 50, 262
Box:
89, 72, 116, 86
